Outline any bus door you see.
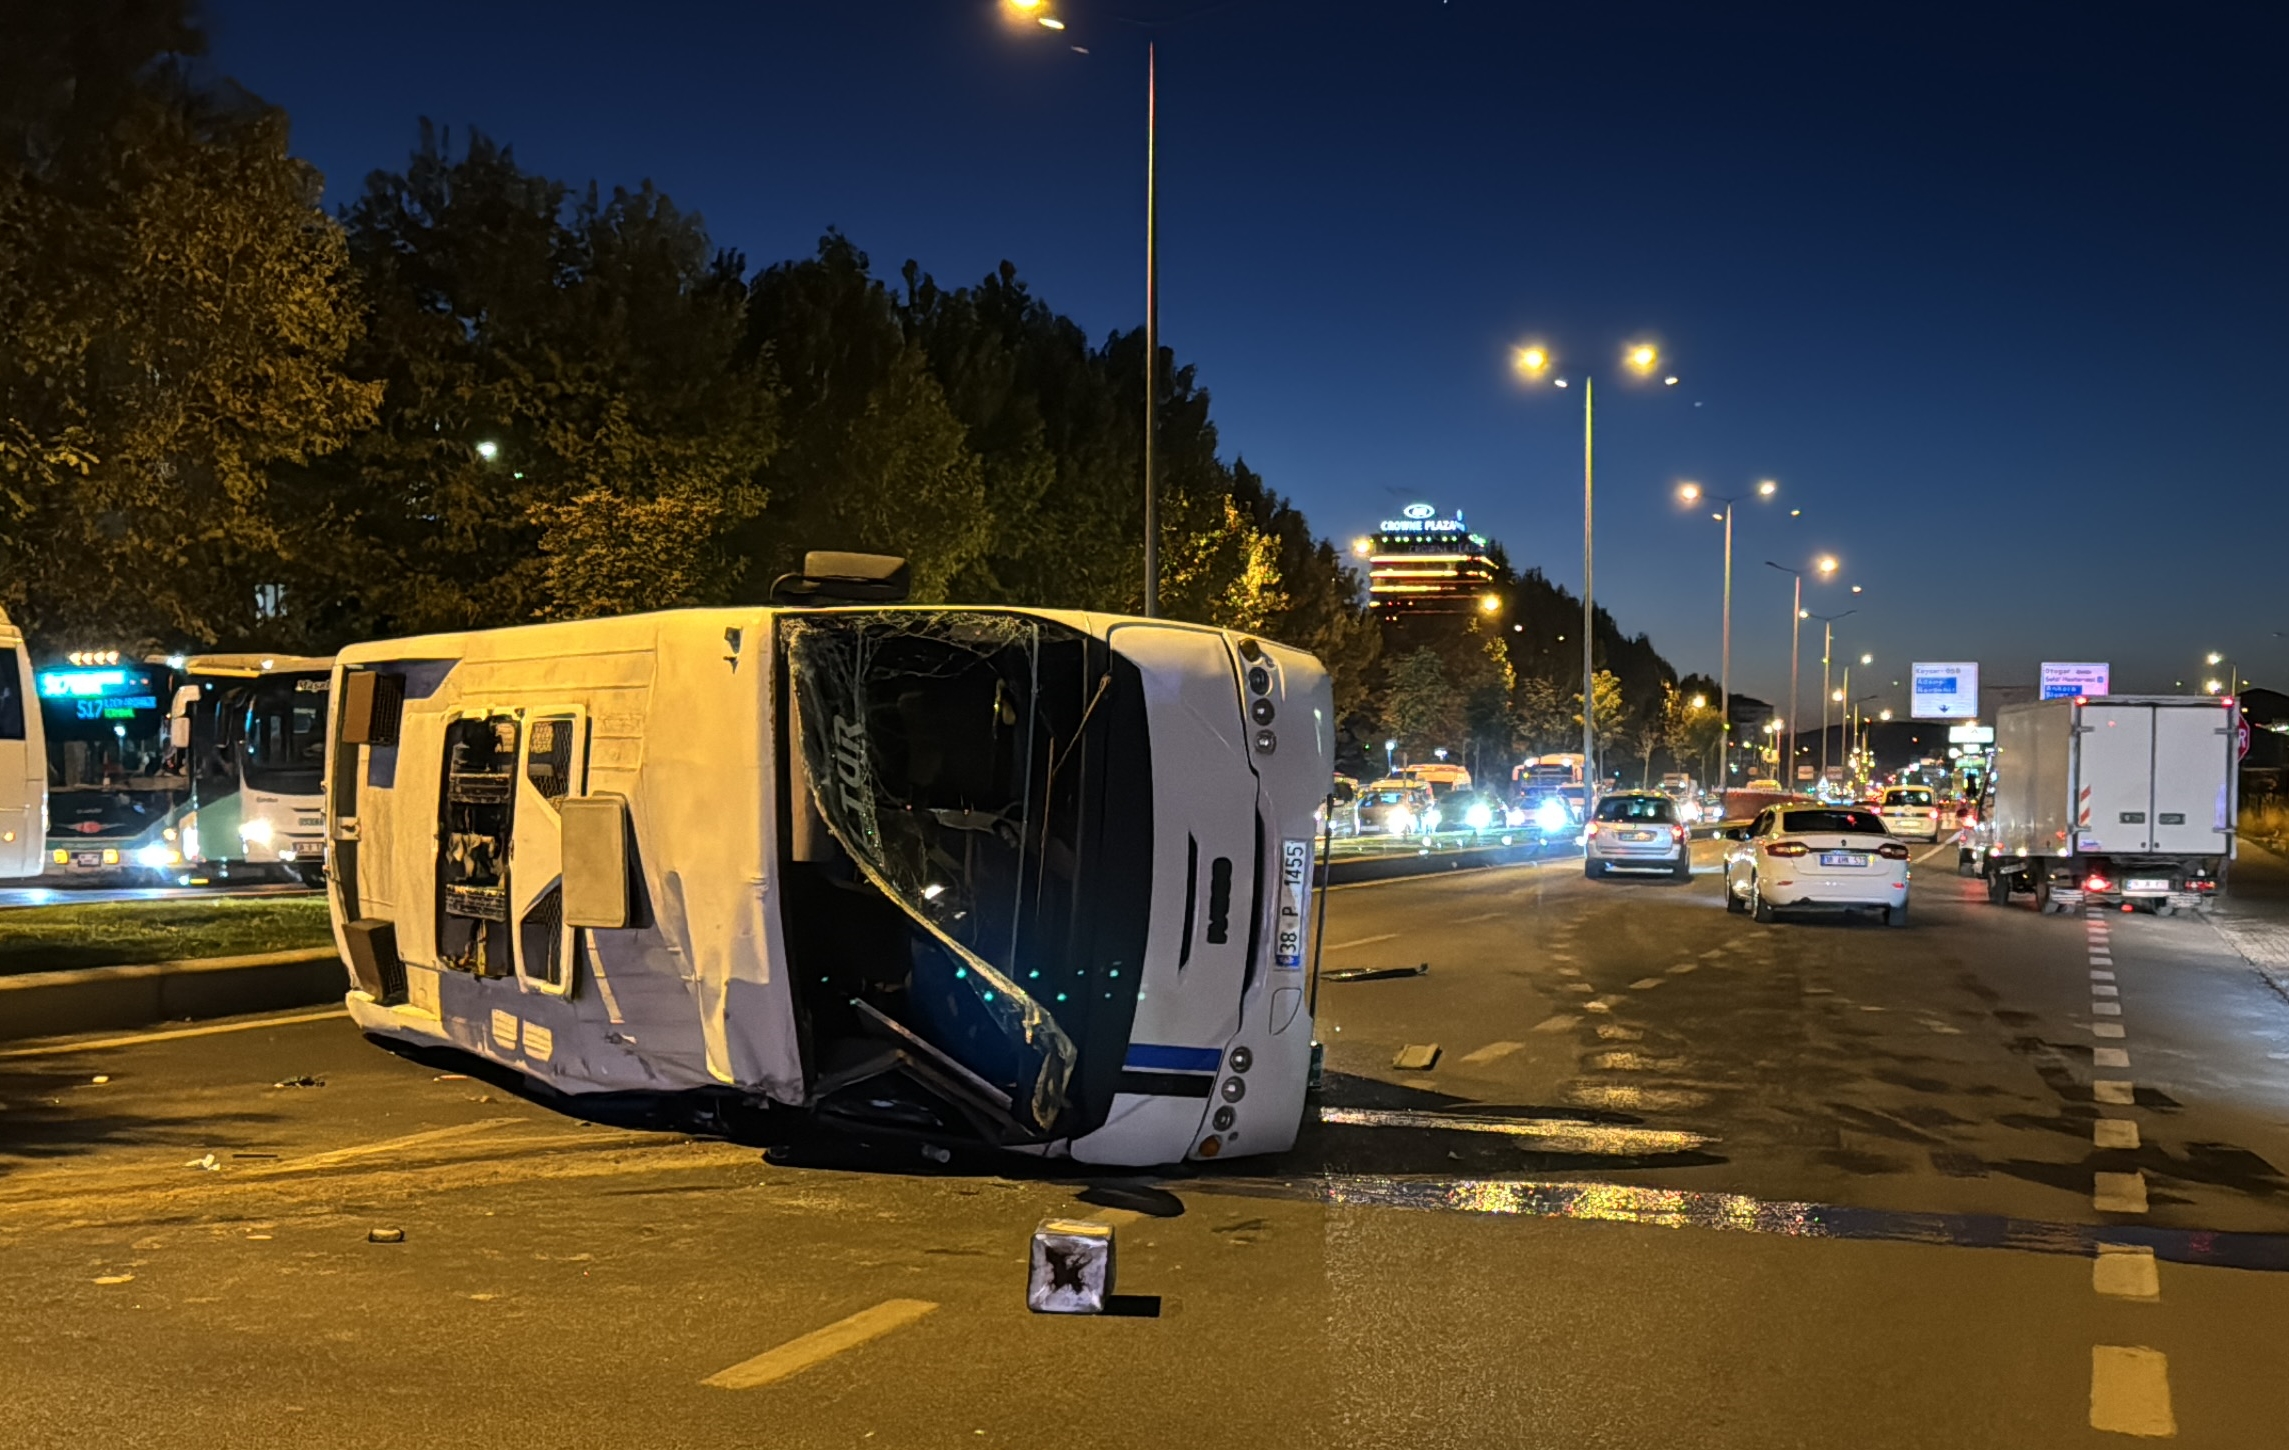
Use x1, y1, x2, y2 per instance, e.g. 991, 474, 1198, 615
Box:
0, 624, 41, 878
511, 709, 588, 996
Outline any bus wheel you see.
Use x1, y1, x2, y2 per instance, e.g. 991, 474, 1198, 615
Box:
1985, 870, 2010, 906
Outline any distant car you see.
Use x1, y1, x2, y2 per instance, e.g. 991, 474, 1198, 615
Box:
1356, 780, 1436, 836
1516, 788, 1579, 837
1722, 805, 1910, 924
1584, 791, 1691, 880
1398, 762, 1472, 795
1441, 787, 1509, 835
1320, 775, 1362, 838
1876, 785, 1941, 841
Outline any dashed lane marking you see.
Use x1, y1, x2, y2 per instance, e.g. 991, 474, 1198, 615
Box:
2092, 970, 2118, 981
0, 1008, 346, 1058
2093, 1023, 2128, 1039
2094, 1080, 2136, 1106
2089, 1346, 2176, 1437
1458, 1040, 1524, 1066
1324, 933, 1400, 951
2093, 1001, 2124, 1016
2094, 984, 2120, 997
1666, 962, 1700, 975
2095, 1047, 2132, 1068
2094, 1171, 2150, 1214
2093, 1245, 2160, 1300
703, 1299, 939, 1390
2094, 1119, 2142, 1150
1628, 977, 1665, 990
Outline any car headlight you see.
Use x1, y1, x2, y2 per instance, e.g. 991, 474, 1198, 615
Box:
1389, 807, 1415, 832
238, 818, 274, 846
1534, 799, 1568, 832
1465, 803, 1494, 830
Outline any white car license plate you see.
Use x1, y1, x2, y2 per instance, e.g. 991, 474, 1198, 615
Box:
1820, 852, 1867, 867
1622, 830, 1652, 841
71, 850, 102, 868
2125, 878, 2169, 894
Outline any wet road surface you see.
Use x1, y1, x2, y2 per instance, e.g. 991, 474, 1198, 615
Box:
5, 842, 2289, 1445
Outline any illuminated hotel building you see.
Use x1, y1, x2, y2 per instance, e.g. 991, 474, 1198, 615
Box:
1359, 502, 1499, 619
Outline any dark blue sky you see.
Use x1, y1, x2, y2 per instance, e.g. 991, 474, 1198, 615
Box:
206, 0, 2288, 713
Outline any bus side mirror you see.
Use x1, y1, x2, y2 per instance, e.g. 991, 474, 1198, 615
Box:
169, 715, 191, 750
561, 794, 633, 929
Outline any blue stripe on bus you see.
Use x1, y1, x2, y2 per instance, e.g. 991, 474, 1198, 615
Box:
1123, 1043, 1223, 1074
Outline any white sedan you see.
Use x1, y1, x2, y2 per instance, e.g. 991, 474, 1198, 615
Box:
1722, 805, 1911, 925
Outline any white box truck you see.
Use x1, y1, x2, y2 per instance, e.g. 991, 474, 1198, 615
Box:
1979, 694, 2236, 914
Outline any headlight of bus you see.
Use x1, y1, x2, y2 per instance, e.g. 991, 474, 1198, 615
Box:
135, 844, 180, 869
239, 818, 274, 846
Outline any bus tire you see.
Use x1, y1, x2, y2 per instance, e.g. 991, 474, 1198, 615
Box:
1985, 869, 2010, 906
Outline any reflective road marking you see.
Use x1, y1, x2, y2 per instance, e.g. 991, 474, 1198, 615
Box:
2094, 1119, 2141, 1150
2094, 1080, 2136, 1105
2089, 1345, 2176, 1437
1458, 1040, 1524, 1066
1324, 932, 1400, 951
703, 1300, 939, 1390
2093, 1245, 2160, 1300
0, 1007, 345, 1059
2094, 1171, 2150, 1214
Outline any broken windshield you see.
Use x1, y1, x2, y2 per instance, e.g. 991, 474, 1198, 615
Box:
784, 611, 1153, 1138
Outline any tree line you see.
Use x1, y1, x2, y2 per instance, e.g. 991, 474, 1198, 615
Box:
0, 0, 1717, 787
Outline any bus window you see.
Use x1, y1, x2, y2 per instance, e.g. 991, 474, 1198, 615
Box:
241, 674, 328, 795
0, 649, 23, 739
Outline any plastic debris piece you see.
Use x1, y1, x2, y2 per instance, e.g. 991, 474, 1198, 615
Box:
368, 1227, 406, 1244
272, 1075, 325, 1089
90, 1075, 111, 1085
1392, 1044, 1442, 1071
1324, 963, 1430, 983
92, 1273, 134, 1285
1028, 1218, 1115, 1314
185, 1153, 220, 1172
432, 1073, 469, 1082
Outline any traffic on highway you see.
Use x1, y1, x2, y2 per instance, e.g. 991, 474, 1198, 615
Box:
7, 3, 2288, 1446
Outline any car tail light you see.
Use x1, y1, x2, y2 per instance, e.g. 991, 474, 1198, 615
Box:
1763, 841, 1807, 858
2085, 875, 2112, 893
1670, 825, 1686, 842
1877, 843, 1909, 860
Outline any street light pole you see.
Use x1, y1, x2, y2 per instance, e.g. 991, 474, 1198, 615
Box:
1679, 480, 1774, 784
1805, 609, 1857, 783
1142, 41, 1159, 618
1582, 376, 1596, 783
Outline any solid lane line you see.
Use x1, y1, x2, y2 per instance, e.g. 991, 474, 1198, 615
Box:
703, 1300, 939, 1390
0, 1007, 346, 1058
1324, 933, 1400, 951
2089, 1345, 2176, 1437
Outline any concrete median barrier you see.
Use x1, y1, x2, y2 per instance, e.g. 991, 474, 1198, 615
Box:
0, 947, 344, 1044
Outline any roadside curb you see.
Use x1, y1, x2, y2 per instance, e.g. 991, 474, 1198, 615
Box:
0, 947, 344, 1044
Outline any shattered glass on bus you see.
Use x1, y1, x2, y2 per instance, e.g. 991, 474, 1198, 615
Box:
783, 611, 1152, 1143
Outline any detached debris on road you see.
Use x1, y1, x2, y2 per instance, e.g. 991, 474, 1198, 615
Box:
1392, 1044, 1442, 1071
368, 1227, 406, 1244
1324, 963, 1430, 983
272, 1075, 325, 1089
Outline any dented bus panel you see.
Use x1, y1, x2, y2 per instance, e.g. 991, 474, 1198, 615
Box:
324, 606, 1332, 1166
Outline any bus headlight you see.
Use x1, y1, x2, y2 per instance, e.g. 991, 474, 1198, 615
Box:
238, 818, 275, 847
182, 825, 200, 861
135, 845, 180, 869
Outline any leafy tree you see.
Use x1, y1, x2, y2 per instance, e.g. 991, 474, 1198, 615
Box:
737, 235, 982, 602
0, 3, 379, 645
1574, 669, 1625, 770
1512, 675, 1573, 756
1380, 647, 1463, 760
1661, 682, 1726, 784
323, 126, 776, 635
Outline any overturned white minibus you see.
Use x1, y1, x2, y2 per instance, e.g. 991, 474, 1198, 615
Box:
325, 604, 1331, 1165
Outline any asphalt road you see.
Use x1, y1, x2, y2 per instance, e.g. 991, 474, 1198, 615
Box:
7, 842, 2289, 1446
0, 880, 317, 910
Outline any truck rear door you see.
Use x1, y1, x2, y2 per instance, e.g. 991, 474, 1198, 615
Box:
2077, 703, 2156, 852
2149, 703, 2230, 855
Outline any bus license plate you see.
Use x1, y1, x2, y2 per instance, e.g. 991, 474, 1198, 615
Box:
1820, 852, 1867, 867
1276, 838, 1310, 969
2126, 878, 2169, 894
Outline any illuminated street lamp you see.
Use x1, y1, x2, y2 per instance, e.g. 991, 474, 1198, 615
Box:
1351, 536, 1372, 559
1514, 338, 1678, 785
1678, 478, 1778, 779
1805, 606, 1859, 782
475, 439, 500, 462
1479, 593, 1502, 615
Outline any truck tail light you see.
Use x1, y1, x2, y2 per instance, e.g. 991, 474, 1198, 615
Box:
2085, 875, 2112, 893
1763, 841, 1807, 858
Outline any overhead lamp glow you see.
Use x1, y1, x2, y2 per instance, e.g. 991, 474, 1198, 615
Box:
1816, 556, 1839, 575
1677, 482, 1702, 502
1626, 344, 1658, 372
475, 440, 500, 461
1757, 480, 1778, 496
1514, 345, 1550, 377
1039, 14, 1065, 27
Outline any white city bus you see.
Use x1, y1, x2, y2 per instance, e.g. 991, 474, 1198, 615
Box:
171, 653, 333, 883
36, 650, 190, 880
324, 604, 1331, 1166
0, 608, 45, 878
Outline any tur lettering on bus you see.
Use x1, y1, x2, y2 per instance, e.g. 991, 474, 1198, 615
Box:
832, 714, 868, 814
